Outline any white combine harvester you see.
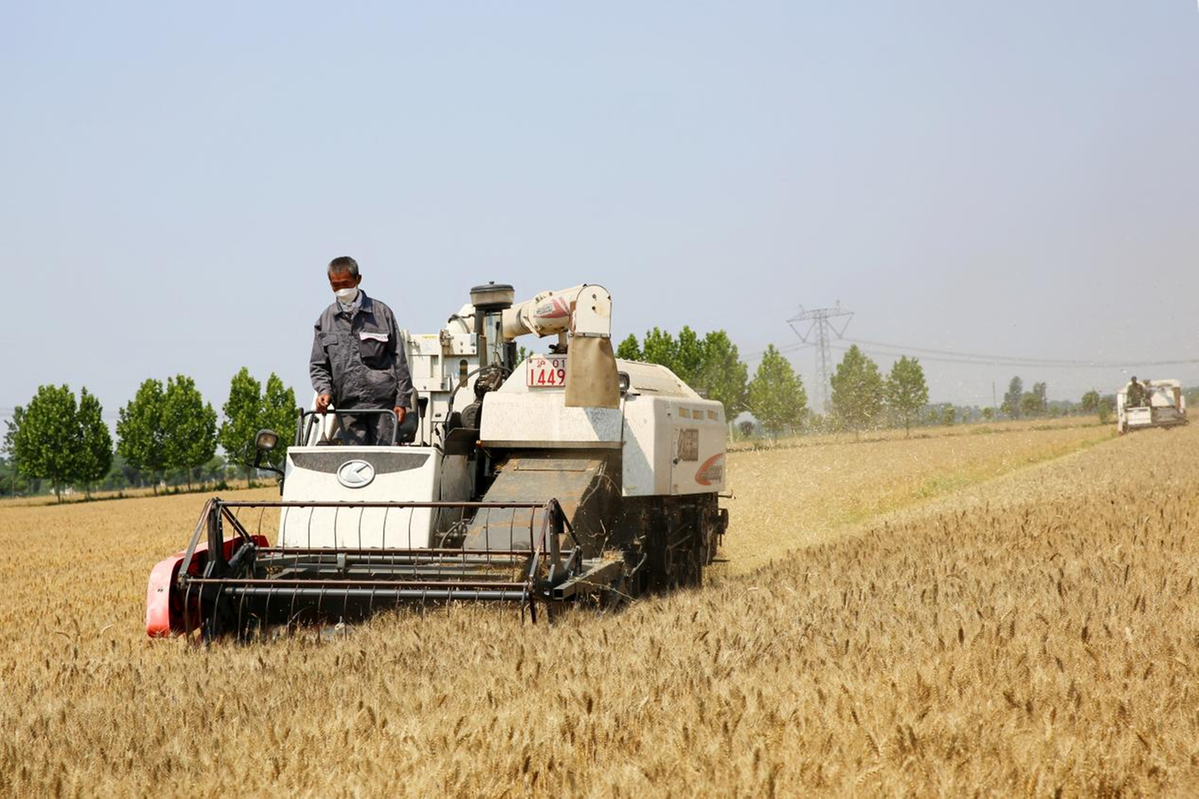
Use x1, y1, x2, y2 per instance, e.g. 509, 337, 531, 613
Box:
147, 283, 729, 638
1115, 378, 1187, 435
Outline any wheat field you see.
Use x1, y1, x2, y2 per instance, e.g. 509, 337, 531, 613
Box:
4, 421, 1198, 796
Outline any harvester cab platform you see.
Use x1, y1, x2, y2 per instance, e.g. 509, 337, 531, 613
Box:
147, 282, 728, 640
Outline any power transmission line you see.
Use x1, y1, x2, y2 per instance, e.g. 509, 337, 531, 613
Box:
830, 342, 1199, 369
842, 337, 1194, 367
743, 341, 815, 361
787, 303, 853, 410
845, 337, 1094, 365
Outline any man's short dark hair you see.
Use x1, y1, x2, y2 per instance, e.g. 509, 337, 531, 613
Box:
328, 256, 359, 278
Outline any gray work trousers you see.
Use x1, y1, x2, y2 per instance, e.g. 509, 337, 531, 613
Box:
335, 407, 398, 446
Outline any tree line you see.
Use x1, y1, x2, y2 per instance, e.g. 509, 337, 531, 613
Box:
1000, 377, 1050, 419
2, 368, 296, 501
1001, 377, 1123, 422
616, 331, 1131, 437
617, 328, 750, 420
617, 330, 933, 438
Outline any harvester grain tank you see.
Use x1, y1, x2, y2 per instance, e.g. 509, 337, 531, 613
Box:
147, 282, 729, 638
1116, 378, 1187, 434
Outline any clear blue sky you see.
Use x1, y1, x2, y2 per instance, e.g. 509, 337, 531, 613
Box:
2, 2, 1197, 424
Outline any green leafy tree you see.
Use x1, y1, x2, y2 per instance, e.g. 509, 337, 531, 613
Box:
261, 373, 298, 469
117, 379, 168, 493
162, 375, 218, 490
1020, 393, 1041, 417
615, 334, 642, 361
982, 407, 995, 422
202, 455, 229, 484
690, 330, 748, 420
1, 408, 22, 497
11, 385, 81, 502
0, 456, 26, 497
747, 345, 807, 437
829, 345, 884, 436
217, 370, 298, 479
672, 327, 705, 386
100, 452, 130, 492
3, 406, 23, 475
1002, 376, 1024, 419
884, 356, 928, 437
619, 328, 750, 402
76, 388, 113, 498
641, 328, 678, 371
219, 367, 263, 482
118, 452, 145, 489
1029, 382, 1049, 416
617, 327, 751, 422
941, 406, 956, 426
1098, 396, 1115, 425
1080, 390, 1100, 415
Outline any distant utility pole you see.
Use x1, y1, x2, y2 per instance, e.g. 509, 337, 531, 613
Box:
787, 302, 853, 411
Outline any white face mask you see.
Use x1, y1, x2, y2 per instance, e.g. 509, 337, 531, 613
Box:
334, 286, 359, 305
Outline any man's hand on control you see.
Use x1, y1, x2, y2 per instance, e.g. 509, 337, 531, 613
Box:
316, 393, 333, 413
394, 406, 407, 425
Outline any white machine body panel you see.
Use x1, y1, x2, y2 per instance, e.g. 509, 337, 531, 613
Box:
666, 398, 728, 496
1123, 406, 1153, 429
279, 446, 441, 549
479, 358, 726, 497
480, 391, 623, 448
621, 401, 726, 496
620, 394, 674, 495
616, 361, 725, 497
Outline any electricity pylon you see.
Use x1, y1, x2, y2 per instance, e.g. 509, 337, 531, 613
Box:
787, 302, 853, 411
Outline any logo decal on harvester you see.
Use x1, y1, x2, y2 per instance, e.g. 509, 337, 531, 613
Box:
695, 453, 725, 486
337, 460, 376, 489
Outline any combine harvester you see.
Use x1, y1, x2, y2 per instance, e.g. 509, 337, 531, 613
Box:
147, 283, 729, 639
1115, 378, 1187, 435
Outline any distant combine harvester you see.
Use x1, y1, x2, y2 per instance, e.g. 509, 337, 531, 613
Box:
1116, 378, 1187, 435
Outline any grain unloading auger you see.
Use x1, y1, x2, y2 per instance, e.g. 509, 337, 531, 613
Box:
147, 282, 729, 640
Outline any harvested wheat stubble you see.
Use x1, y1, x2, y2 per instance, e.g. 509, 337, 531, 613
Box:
0, 423, 1193, 796
721, 422, 1110, 575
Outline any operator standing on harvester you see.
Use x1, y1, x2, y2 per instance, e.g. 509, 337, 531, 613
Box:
1127, 376, 1146, 407
310, 256, 414, 445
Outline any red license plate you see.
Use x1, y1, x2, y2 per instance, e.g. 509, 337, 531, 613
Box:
526, 355, 567, 387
